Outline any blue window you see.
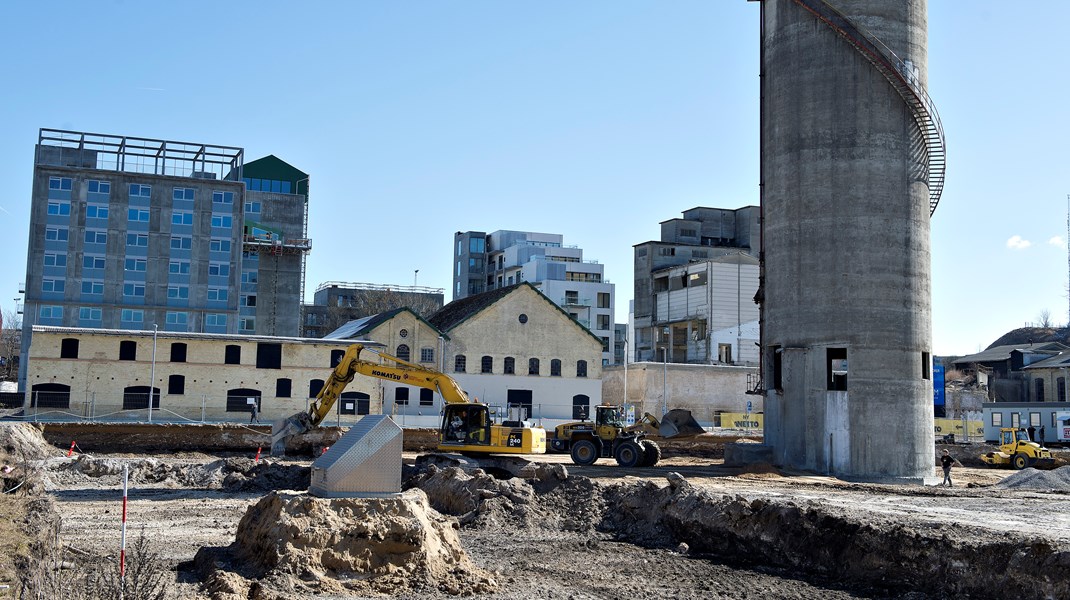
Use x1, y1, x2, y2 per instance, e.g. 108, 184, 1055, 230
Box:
88, 180, 110, 194
85, 230, 107, 244
167, 286, 189, 299
123, 283, 145, 297
210, 239, 231, 252
127, 233, 148, 247
241, 271, 258, 284
44, 253, 67, 267
244, 201, 261, 214
168, 261, 191, 274
240, 317, 255, 331
171, 211, 194, 225
207, 288, 228, 301
124, 258, 146, 272
81, 281, 104, 295
49, 177, 72, 191
211, 214, 233, 228
45, 227, 68, 241
129, 184, 151, 197
173, 188, 194, 201
39, 305, 63, 319
170, 236, 192, 250
83, 255, 106, 269
79, 307, 102, 321
47, 201, 71, 216
470, 237, 485, 253
208, 263, 230, 276
86, 205, 109, 219
206, 313, 227, 327
43, 279, 65, 292
121, 309, 143, 323
166, 312, 188, 325
212, 191, 233, 204
128, 208, 150, 222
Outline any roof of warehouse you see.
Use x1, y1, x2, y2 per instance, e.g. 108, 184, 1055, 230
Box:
31, 325, 360, 346
953, 342, 1068, 365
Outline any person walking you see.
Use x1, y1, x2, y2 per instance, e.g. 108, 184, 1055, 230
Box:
940, 449, 962, 487
249, 402, 260, 424
1028, 425, 1036, 441
1039, 425, 1046, 443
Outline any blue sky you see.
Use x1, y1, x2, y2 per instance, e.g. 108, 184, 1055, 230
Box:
0, 1, 1067, 356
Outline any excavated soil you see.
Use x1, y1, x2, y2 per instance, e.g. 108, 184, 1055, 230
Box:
5, 420, 1070, 599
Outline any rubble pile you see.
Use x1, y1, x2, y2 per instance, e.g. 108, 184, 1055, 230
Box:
49, 455, 309, 491
994, 465, 1070, 492
0, 423, 60, 464
195, 489, 497, 599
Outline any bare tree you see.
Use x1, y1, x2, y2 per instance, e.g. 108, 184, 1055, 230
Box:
1, 308, 21, 382
1038, 308, 1053, 328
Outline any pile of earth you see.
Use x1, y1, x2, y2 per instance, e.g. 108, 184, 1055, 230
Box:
193, 489, 497, 599
0, 423, 61, 464
993, 465, 1070, 492
402, 463, 1070, 599
45, 455, 309, 491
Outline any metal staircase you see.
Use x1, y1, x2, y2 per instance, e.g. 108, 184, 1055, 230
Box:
790, 0, 946, 216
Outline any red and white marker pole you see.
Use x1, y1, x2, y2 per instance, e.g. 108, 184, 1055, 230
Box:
254, 447, 262, 463
120, 464, 128, 584
67, 441, 76, 457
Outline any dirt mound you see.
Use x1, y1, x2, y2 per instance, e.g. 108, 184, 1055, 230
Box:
993, 465, 1070, 492
736, 461, 782, 479
195, 490, 496, 598
49, 456, 309, 491
0, 423, 61, 464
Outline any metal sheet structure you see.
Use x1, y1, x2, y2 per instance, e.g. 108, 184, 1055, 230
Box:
308, 415, 402, 498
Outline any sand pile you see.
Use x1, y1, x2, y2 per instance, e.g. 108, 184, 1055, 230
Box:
0, 423, 60, 464
993, 465, 1070, 492
195, 489, 497, 598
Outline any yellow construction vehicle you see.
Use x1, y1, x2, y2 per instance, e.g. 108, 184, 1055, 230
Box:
549, 405, 704, 467
980, 427, 1055, 470
271, 343, 545, 455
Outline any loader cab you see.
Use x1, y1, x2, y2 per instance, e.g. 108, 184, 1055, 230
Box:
595, 405, 625, 442
441, 404, 491, 446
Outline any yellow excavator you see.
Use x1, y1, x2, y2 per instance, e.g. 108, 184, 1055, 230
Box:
270, 343, 546, 456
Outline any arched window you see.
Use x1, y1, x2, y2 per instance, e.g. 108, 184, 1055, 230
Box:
225, 344, 241, 365
481, 356, 493, 373
31, 383, 70, 409
309, 379, 325, 398
576, 360, 588, 378
550, 359, 562, 377
60, 338, 79, 359
276, 378, 292, 398
396, 344, 410, 361
1059, 377, 1067, 403
454, 355, 467, 373
226, 388, 261, 413
330, 349, 345, 367
339, 391, 370, 415
119, 340, 137, 361
123, 385, 160, 410
168, 374, 185, 395
572, 394, 590, 420
504, 357, 515, 375
528, 358, 540, 376
1035, 378, 1045, 402
170, 342, 187, 362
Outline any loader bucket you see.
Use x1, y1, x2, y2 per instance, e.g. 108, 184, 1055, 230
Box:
659, 409, 705, 438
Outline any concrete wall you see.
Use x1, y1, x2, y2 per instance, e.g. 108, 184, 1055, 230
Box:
601, 362, 759, 426
761, 0, 934, 481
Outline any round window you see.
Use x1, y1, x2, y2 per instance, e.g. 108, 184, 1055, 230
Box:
518, 314, 528, 324
399, 329, 408, 338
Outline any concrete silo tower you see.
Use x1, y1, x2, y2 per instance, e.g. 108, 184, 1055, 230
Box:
758, 0, 945, 481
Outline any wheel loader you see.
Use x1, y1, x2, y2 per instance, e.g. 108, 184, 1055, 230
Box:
549, 405, 704, 467
980, 427, 1055, 470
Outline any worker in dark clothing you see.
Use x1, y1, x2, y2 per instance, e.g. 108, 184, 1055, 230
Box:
940, 449, 961, 487
250, 402, 260, 424
1027, 425, 1036, 441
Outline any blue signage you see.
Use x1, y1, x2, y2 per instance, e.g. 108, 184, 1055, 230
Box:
933, 364, 945, 407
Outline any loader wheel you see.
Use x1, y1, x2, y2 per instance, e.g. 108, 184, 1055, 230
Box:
570, 440, 599, 466
615, 440, 643, 468
1012, 453, 1029, 470
639, 440, 662, 467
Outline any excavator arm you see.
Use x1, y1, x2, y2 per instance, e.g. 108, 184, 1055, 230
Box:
271, 343, 471, 454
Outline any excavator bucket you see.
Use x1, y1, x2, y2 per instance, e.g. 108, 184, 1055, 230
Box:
659, 409, 705, 438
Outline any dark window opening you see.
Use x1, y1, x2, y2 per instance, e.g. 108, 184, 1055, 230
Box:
119, 340, 137, 361
922, 351, 931, 380
576, 360, 587, 378
226, 388, 261, 413
1035, 378, 1045, 402
395, 387, 409, 405
276, 378, 292, 398
550, 359, 562, 377
256, 343, 282, 369
455, 355, 466, 373
528, 358, 540, 376
340, 391, 368, 415
420, 388, 434, 406
507, 389, 534, 420
225, 344, 241, 365
572, 394, 590, 420
481, 355, 493, 374
827, 348, 847, 391
331, 349, 345, 367
168, 374, 185, 395
1058, 377, 1066, 403
396, 344, 410, 361
60, 338, 79, 359
772, 346, 783, 391
309, 379, 325, 398
31, 383, 71, 408
504, 357, 515, 375
170, 343, 187, 363
122, 385, 160, 410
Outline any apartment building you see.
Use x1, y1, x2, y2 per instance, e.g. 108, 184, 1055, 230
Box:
18, 129, 310, 390
453, 230, 615, 364
302, 281, 445, 338
633, 206, 759, 362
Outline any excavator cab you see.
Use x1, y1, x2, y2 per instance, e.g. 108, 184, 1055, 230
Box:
441, 404, 491, 446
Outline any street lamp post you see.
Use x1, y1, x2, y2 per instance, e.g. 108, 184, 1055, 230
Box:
660, 346, 668, 417
148, 324, 158, 423
414, 269, 419, 287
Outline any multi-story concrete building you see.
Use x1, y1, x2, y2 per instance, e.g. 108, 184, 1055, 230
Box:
453, 230, 615, 364
18, 129, 310, 390
632, 206, 759, 362
302, 281, 445, 338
